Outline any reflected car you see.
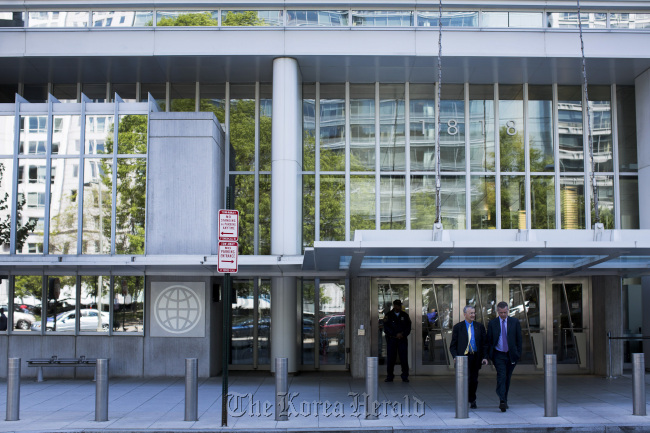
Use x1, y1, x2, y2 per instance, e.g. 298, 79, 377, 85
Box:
0, 305, 37, 330
31, 309, 110, 331
319, 314, 345, 339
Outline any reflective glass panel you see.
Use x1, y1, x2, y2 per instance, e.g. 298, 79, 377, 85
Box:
28, 11, 89, 27
412, 175, 467, 230
13, 276, 41, 332
170, 83, 196, 112
0, 159, 12, 253
440, 84, 465, 172
591, 175, 614, 229
418, 11, 478, 27
552, 282, 583, 364
258, 280, 271, 365
199, 84, 225, 124
350, 84, 375, 171
560, 176, 585, 229
80, 275, 111, 332
20, 115, 47, 155
508, 283, 541, 364
17, 158, 47, 254
528, 86, 554, 172
302, 85, 316, 171
232, 279, 254, 364
320, 175, 345, 241
589, 86, 613, 172
351, 175, 375, 235
421, 283, 453, 365
558, 86, 584, 172
303, 174, 315, 249
319, 281, 346, 365
501, 175, 526, 229
469, 85, 495, 171
45, 276, 76, 333
610, 13, 650, 29
115, 158, 146, 254
259, 174, 271, 255
82, 159, 111, 254
260, 84, 272, 171
92, 11, 153, 27
320, 84, 346, 172
509, 12, 544, 27
379, 84, 405, 171
465, 283, 496, 328
221, 10, 283, 26
620, 177, 639, 229
409, 84, 436, 171
547, 12, 606, 28
531, 175, 556, 229
441, 175, 466, 229
0, 116, 14, 155
470, 175, 496, 229
616, 86, 638, 172
351, 10, 413, 26
230, 85, 256, 171
117, 114, 147, 154
287, 10, 349, 26
234, 175, 254, 254
380, 175, 405, 230
52, 115, 81, 155
499, 85, 524, 172
85, 115, 114, 155
156, 11, 218, 26
113, 276, 144, 332
481, 12, 508, 27
49, 159, 79, 254
0, 12, 25, 27
302, 279, 316, 365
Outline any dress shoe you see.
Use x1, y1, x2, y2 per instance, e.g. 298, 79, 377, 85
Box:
499, 401, 507, 412
384, 377, 393, 382
470, 401, 477, 409
402, 377, 409, 383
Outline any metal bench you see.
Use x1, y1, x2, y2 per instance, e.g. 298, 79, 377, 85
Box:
26, 356, 98, 382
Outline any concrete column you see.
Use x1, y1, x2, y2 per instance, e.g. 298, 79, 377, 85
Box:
592, 276, 623, 376
270, 57, 302, 373
635, 69, 650, 367
350, 277, 371, 378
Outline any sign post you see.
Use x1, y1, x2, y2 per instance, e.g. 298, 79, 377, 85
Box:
220, 202, 238, 426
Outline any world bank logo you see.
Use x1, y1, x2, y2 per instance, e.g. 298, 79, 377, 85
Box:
154, 285, 202, 334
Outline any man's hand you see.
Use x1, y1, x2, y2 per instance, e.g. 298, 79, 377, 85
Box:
396, 332, 403, 339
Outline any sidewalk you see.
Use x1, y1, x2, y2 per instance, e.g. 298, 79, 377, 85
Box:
0, 371, 649, 432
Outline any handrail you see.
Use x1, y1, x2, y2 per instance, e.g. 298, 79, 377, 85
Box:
606, 331, 649, 379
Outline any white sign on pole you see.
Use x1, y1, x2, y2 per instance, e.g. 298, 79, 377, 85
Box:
218, 210, 239, 241
218, 241, 238, 273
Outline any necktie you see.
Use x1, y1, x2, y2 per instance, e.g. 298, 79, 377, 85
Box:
501, 319, 508, 352
465, 323, 473, 354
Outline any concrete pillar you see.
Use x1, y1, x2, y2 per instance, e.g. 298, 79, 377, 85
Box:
270, 57, 302, 373
635, 68, 650, 367
592, 276, 623, 376
350, 277, 371, 378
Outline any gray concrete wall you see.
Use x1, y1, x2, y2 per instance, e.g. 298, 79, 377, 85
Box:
146, 112, 225, 255
350, 277, 371, 379
592, 276, 623, 376
0, 335, 7, 378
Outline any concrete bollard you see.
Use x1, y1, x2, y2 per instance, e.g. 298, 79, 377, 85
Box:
365, 357, 378, 419
6, 358, 21, 421
275, 358, 288, 421
633, 353, 646, 416
455, 356, 468, 419
544, 354, 557, 417
185, 358, 199, 421
95, 359, 109, 422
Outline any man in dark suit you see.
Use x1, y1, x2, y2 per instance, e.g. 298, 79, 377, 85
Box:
450, 305, 488, 408
487, 301, 523, 412
383, 299, 412, 382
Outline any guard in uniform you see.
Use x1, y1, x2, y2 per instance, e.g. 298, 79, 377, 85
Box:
383, 299, 412, 382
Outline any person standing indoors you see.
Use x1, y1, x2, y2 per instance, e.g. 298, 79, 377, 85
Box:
383, 299, 411, 382
487, 301, 522, 412
450, 305, 488, 408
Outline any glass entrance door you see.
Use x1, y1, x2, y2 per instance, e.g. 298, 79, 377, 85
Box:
505, 279, 546, 369
462, 279, 501, 329
550, 279, 590, 369
373, 280, 414, 368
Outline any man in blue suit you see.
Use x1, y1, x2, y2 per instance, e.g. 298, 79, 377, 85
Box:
487, 301, 523, 412
450, 305, 488, 408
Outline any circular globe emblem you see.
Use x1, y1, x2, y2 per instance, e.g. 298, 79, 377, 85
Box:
154, 285, 202, 334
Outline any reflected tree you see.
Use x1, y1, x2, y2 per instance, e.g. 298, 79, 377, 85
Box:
0, 163, 36, 251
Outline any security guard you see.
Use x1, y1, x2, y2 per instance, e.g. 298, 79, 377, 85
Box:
383, 299, 411, 382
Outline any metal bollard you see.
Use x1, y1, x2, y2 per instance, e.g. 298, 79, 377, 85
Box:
95, 359, 109, 422
185, 358, 199, 421
544, 354, 557, 417
455, 356, 468, 419
275, 358, 288, 421
632, 353, 646, 416
365, 357, 378, 419
6, 358, 21, 421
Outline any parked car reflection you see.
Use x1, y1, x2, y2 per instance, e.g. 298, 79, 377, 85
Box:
0, 305, 37, 330
31, 309, 110, 331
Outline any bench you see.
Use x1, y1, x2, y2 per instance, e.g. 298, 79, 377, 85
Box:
26, 356, 98, 382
